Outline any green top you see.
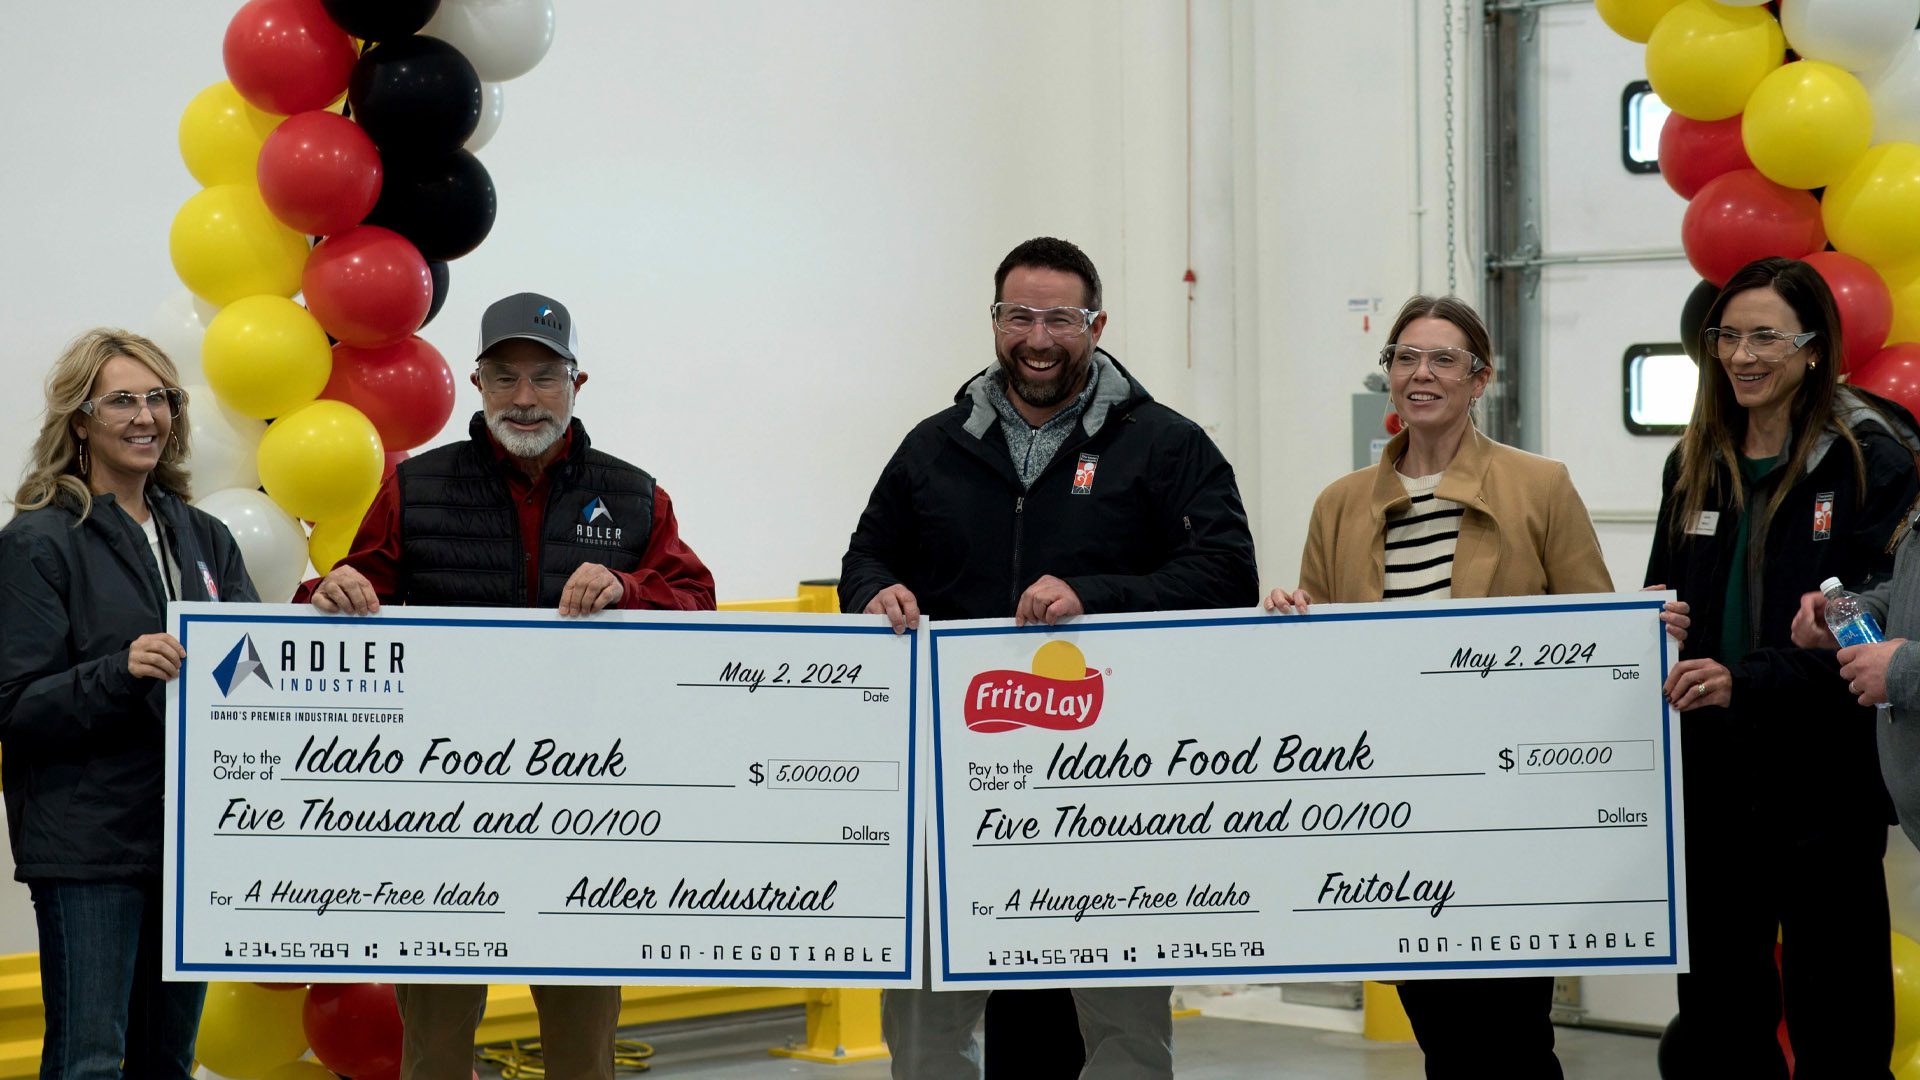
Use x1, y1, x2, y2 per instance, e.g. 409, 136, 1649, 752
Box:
1719, 454, 1781, 664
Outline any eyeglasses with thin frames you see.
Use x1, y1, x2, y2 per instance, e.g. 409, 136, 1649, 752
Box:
990, 303, 1100, 340
476, 361, 577, 395
1703, 327, 1816, 364
1378, 345, 1484, 379
78, 387, 184, 424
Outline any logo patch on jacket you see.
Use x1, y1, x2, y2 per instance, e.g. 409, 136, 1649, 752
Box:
1071, 454, 1099, 495
577, 497, 623, 545
197, 560, 220, 601
1813, 491, 1834, 541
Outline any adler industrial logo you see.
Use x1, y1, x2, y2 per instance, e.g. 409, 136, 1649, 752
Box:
211, 635, 272, 698
206, 633, 409, 698
577, 496, 623, 545
962, 641, 1104, 734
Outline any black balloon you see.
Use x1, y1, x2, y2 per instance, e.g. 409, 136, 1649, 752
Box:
423, 261, 451, 328
1655, 1012, 1685, 1078
366, 150, 496, 262
1679, 278, 1719, 364
347, 36, 481, 154
321, 0, 440, 42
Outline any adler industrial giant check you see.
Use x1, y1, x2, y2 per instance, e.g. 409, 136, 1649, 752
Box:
163, 604, 921, 986
927, 593, 1685, 988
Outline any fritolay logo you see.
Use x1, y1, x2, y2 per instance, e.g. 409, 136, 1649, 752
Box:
963, 641, 1105, 734
577, 496, 623, 545
211, 635, 272, 698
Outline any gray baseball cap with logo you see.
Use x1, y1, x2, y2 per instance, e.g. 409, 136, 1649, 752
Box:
478, 292, 580, 364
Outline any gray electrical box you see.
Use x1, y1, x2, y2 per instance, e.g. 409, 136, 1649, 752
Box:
1352, 391, 1392, 470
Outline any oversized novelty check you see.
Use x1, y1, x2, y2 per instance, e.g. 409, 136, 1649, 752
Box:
164, 604, 922, 986
927, 594, 1685, 988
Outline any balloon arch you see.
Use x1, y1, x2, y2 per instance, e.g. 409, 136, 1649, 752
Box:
163, 1, 553, 1074
1606, 5, 1920, 1076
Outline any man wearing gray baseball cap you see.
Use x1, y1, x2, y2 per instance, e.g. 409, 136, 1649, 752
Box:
311, 291, 716, 1079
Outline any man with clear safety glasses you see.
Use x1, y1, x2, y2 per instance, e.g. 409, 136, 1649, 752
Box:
309, 291, 715, 1079
841, 238, 1257, 1078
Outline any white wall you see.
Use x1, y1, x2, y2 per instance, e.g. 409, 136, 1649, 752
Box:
0, 0, 1463, 603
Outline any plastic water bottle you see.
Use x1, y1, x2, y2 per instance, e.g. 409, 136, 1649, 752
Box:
1822, 576, 1885, 647
1823, 576, 1894, 718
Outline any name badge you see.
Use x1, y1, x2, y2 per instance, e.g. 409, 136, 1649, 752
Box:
1685, 511, 1720, 537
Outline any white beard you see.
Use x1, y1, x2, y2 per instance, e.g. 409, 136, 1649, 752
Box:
486, 396, 571, 459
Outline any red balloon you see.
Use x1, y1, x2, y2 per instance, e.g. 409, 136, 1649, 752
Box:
1851, 344, 1920, 417
1659, 112, 1753, 201
303, 982, 402, 1077
223, 0, 357, 115
1802, 252, 1894, 373
382, 449, 409, 483
1681, 170, 1826, 287
258, 111, 383, 237
322, 337, 456, 452
302, 226, 433, 348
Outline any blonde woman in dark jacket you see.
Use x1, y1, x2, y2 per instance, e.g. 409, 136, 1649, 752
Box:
0, 330, 257, 1079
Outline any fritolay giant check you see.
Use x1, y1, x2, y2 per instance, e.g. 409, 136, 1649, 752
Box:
926, 593, 1685, 989
164, 604, 922, 987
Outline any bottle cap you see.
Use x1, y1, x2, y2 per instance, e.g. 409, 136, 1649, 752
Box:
1821, 576, 1844, 595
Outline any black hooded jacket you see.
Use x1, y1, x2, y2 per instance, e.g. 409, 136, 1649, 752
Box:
0, 487, 258, 880
840, 354, 1258, 619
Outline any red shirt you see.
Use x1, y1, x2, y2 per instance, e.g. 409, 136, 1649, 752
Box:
337, 427, 715, 611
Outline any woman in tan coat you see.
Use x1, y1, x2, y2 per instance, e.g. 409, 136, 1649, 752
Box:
1266, 295, 1618, 1079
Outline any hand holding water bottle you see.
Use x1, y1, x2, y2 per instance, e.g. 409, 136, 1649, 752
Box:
1825, 577, 1906, 709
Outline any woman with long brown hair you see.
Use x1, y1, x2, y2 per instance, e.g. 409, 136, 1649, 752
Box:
0, 329, 258, 1078
1650, 256, 1916, 1078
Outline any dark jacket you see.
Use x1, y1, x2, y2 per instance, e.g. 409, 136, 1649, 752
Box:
1645, 389, 1920, 828
0, 486, 258, 881
840, 354, 1258, 618
395, 415, 658, 607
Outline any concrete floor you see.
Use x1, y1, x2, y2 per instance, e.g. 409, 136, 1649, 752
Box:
476, 1007, 1662, 1079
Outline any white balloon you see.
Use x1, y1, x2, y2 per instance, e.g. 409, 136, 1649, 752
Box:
1871, 31, 1920, 145
424, 0, 555, 82
180, 384, 266, 495
193, 487, 309, 603
1781, 0, 1920, 74
466, 82, 505, 152
148, 291, 219, 385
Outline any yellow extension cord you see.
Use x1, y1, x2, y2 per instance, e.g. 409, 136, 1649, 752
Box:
474, 1039, 656, 1077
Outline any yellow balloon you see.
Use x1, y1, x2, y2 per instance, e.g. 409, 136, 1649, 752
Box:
179, 82, 267, 188
195, 982, 309, 1079
260, 1061, 339, 1080
1597, 0, 1684, 44
1824, 143, 1920, 271
308, 507, 371, 576
203, 296, 332, 420
1896, 932, 1920, 1067
1646, 0, 1787, 122
1883, 263, 1920, 347
258, 400, 384, 522
168, 184, 310, 306
1743, 61, 1872, 190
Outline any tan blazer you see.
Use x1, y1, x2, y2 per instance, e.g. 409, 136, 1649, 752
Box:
1298, 426, 1613, 603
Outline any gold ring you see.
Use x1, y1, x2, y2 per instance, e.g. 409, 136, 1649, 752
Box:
1693, 683, 1706, 695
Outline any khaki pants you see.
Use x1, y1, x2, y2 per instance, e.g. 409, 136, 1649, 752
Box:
395, 984, 622, 1080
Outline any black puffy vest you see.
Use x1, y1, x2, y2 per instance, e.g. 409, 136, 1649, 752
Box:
396, 415, 655, 607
